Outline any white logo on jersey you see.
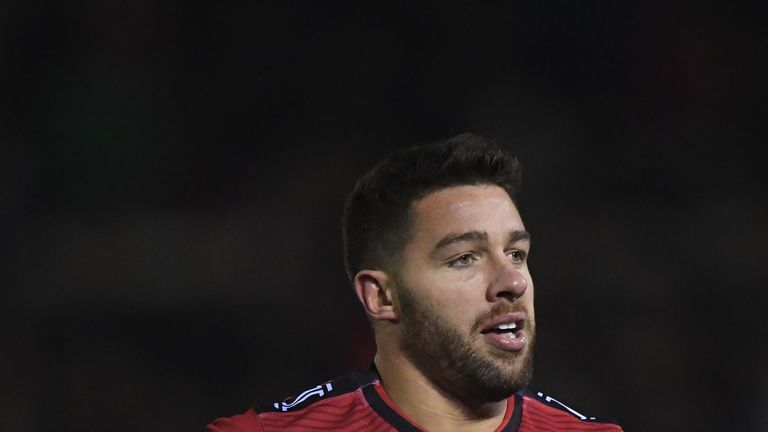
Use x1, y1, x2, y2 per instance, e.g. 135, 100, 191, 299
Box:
536, 392, 596, 421
273, 383, 334, 412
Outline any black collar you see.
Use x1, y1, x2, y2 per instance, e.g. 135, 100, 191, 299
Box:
360, 364, 523, 432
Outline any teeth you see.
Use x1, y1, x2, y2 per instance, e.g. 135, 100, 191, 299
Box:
496, 322, 517, 330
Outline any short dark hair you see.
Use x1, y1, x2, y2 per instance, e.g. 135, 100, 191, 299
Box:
342, 133, 523, 281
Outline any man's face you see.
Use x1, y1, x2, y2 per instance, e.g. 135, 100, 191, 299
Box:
395, 184, 535, 402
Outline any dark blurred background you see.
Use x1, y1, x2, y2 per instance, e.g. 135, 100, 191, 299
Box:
2, 2, 767, 431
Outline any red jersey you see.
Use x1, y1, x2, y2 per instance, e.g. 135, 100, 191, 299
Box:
208, 368, 623, 432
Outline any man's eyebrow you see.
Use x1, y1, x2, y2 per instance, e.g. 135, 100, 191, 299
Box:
432, 231, 488, 254
508, 229, 531, 244
431, 229, 531, 256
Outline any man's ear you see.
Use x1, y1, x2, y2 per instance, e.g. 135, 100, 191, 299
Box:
354, 270, 397, 321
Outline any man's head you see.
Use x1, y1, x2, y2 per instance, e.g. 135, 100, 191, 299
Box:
343, 133, 523, 280
342, 133, 535, 402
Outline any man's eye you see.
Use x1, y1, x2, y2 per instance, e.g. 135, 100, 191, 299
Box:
449, 254, 474, 268
507, 250, 527, 263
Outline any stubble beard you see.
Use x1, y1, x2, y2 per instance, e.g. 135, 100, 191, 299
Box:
397, 285, 535, 403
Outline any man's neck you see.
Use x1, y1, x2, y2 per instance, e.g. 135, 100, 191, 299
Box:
374, 353, 508, 432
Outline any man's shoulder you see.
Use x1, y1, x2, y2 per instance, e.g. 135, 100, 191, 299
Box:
520, 389, 623, 431
207, 369, 385, 432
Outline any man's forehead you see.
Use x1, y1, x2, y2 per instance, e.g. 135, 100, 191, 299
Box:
412, 185, 519, 216
408, 184, 524, 239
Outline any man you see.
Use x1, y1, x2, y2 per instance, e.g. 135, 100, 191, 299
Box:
208, 133, 623, 431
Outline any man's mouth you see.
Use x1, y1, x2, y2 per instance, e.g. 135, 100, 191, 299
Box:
482, 321, 520, 333
479, 313, 527, 352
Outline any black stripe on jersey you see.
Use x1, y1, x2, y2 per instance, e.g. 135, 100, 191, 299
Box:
361, 383, 422, 432
363, 385, 524, 432
500, 392, 523, 432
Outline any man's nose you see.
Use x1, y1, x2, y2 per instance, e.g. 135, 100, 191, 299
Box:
486, 262, 528, 302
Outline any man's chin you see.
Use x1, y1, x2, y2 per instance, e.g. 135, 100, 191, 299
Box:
483, 348, 534, 392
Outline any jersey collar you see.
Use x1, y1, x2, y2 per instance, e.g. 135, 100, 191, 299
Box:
360, 364, 523, 432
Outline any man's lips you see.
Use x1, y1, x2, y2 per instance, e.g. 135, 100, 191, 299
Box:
479, 312, 526, 333
478, 312, 527, 352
